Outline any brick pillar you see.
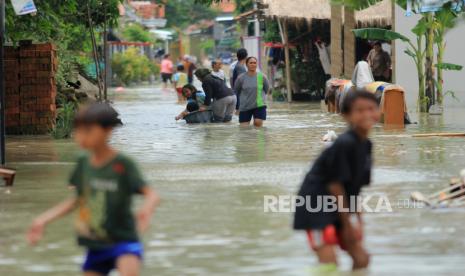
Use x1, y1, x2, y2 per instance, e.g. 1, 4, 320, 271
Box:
4, 47, 20, 134
18, 43, 57, 134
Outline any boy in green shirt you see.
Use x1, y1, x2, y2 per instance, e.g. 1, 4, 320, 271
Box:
27, 102, 160, 276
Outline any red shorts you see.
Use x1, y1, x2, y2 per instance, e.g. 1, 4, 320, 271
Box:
306, 224, 362, 251
176, 87, 183, 96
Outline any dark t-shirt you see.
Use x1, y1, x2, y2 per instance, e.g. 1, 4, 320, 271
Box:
202, 74, 235, 106
293, 129, 372, 230
69, 153, 147, 249
232, 63, 247, 88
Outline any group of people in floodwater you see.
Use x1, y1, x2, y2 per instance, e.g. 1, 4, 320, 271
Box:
163, 49, 270, 127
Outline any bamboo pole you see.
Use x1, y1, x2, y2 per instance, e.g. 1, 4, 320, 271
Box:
278, 18, 292, 102
413, 133, 465, 138
283, 20, 292, 102
87, 2, 103, 100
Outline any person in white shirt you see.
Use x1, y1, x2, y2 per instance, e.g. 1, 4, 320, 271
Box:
211, 59, 226, 83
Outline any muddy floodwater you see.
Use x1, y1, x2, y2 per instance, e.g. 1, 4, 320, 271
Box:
1, 85, 465, 276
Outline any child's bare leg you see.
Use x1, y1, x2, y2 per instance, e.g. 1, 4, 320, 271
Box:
83, 272, 104, 276
253, 119, 264, 128
346, 241, 370, 270
116, 254, 141, 276
314, 244, 337, 265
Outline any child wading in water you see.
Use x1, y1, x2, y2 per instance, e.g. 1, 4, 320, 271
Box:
294, 90, 380, 272
173, 64, 189, 103
27, 102, 160, 276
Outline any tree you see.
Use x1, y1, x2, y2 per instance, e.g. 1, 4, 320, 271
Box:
195, 0, 253, 14
339, 0, 463, 112
122, 24, 154, 43
152, 0, 217, 28
5, 0, 123, 87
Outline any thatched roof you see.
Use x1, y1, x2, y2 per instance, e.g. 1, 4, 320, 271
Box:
261, 0, 392, 26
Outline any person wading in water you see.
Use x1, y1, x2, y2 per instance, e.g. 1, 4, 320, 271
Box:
234, 57, 270, 127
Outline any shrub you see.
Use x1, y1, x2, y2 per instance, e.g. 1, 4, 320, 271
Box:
112, 47, 158, 85
50, 102, 77, 139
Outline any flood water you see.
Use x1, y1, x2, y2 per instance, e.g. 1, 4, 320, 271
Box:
1, 85, 465, 276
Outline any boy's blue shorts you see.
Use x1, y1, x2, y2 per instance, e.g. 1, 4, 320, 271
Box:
82, 242, 143, 275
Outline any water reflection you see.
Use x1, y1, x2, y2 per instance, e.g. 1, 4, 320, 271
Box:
2, 86, 465, 275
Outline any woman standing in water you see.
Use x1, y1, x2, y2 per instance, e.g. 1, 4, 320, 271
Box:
234, 57, 270, 127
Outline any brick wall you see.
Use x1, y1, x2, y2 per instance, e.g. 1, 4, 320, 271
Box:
4, 43, 57, 135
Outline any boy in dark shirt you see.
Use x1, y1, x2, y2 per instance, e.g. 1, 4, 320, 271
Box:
294, 90, 380, 272
27, 102, 160, 276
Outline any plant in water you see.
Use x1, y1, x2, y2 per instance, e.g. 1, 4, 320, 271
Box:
50, 102, 77, 139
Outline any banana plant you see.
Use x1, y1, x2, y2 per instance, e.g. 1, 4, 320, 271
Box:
424, 13, 436, 108
434, 8, 460, 105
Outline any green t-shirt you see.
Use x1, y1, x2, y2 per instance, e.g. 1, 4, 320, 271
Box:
69, 153, 147, 249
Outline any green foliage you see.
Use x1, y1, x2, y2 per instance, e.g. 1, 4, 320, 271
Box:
112, 47, 159, 85
235, 0, 254, 14
352, 28, 410, 42
122, 24, 154, 43
195, 0, 253, 14
5, 0, 123, 91
263, 20, 281, 42
435, 63, 463, 70
331, 0, 384, 10
199, 39, 215, 53
272, 89, 287, 102
5, 0, 122, 43
50, 102, 77, 139
157, 0, 217, 28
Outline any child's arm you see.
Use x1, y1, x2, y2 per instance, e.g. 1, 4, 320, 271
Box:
175, 110, 188, 121
136, 187, 160, 233
327, 182, 357, 244
27, 197, 78, 245
328, 182, 370, 268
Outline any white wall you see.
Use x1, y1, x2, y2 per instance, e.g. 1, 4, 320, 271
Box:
395, 6, 465, 108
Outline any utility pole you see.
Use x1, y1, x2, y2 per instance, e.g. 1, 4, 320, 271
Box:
0, 0, 6, 165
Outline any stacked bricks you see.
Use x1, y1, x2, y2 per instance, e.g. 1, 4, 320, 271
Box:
3, 43, 58, 134
4, 46, 20, 134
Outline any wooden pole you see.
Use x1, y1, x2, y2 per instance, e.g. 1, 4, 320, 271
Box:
343, 6, 356, 78
330, 5, 343, 77
280, 19, 292, 102
0, 0, 5, 164
391, 0, 396, 83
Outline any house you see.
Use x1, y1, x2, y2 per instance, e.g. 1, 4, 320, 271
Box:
212, 1, 238, 55
248, 0, 392, 101
125, 0, 167, 28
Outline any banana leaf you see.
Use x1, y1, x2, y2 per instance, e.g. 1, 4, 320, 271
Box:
404, 49, 416, 59
352, 28, 410, 42
435, 8, 457, 29
435, 63, 463, 71
412, 17, 429, 36
331, 0, 384, 10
